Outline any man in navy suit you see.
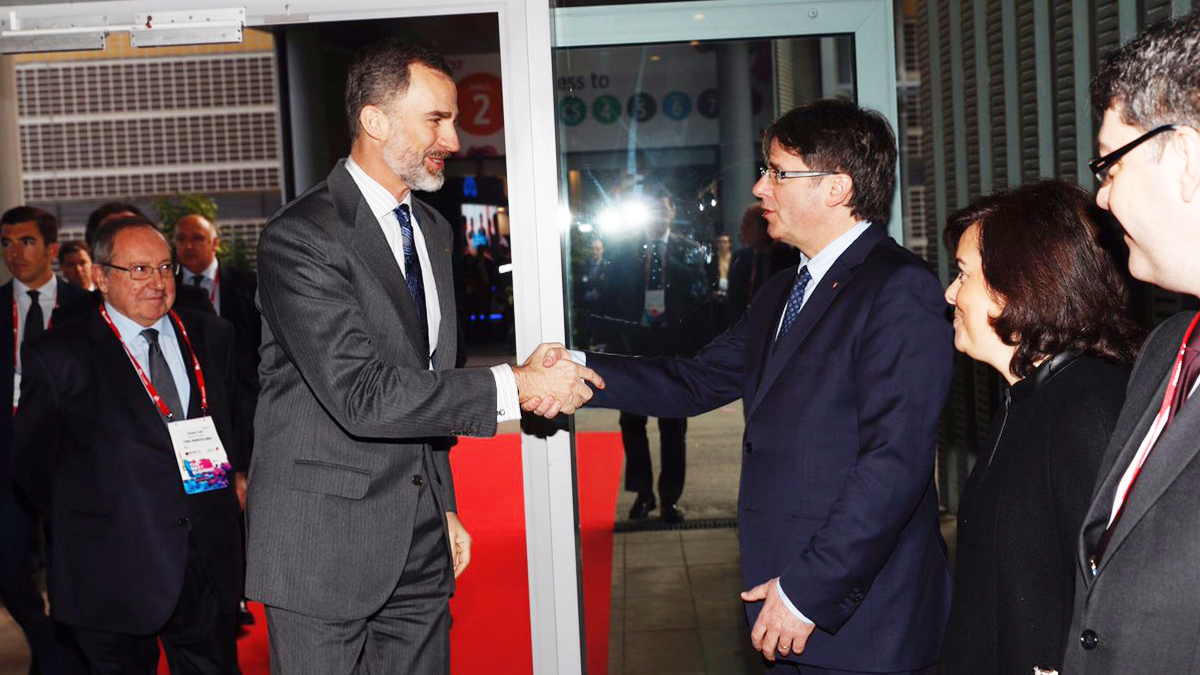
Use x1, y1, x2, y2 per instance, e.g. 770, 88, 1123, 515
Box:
0, 205, 89, 675
532, 99, 954, 673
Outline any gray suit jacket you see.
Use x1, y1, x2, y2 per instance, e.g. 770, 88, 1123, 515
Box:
245, 159, 497, 620
1064, 310, 1200, 673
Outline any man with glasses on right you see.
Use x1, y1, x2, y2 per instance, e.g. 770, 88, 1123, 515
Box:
1064, 10, 1200, 674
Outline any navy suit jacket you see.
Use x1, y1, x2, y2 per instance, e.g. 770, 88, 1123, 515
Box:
588, 225, 954, 671
12, 306, 242, 634
0, 278, 89, 503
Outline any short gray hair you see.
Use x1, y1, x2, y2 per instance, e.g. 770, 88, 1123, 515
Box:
92, 216, 167, 267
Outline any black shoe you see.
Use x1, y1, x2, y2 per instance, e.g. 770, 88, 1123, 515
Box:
629, 493, 657, 520
661, 503, 685, 524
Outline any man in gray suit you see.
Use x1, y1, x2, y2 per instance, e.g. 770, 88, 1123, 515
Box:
1064, 11, 1200, 673
246, 40, 601, 674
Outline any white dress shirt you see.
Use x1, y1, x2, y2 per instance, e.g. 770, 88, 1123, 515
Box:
345, 158, 520, 422
185, 258, 220, 314
104, 301, 191, 415
12, 276, 57, 407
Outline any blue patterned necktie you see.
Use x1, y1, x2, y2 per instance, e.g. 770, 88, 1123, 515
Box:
775, 266, 812, 346
394, 204, 428, 339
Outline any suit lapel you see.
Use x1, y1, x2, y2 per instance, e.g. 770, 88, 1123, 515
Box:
745, 227, 883, 416
413, 199, 455, 370
747, 267, 852, 416
328, 162, 429, 361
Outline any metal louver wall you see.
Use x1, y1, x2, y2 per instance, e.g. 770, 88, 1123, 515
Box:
918, 0, 1199, 509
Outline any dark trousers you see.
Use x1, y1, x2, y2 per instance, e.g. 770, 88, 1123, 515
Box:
265, 483, 452, 675
72, 537, 239, 675
620, 412, 687, 505
0, 488, 87, 675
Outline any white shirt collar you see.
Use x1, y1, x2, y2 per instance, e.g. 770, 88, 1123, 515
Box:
799, 220, 873, 286
104, 300, 172, 346
345, 156, 415, 222
13, 275, 57, 301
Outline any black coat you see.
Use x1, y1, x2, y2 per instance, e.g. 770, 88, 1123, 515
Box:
12, 306, 242, 634
939, 353, 1129, 675
179, 263, 260, 468
0, 278, 89, 503
595, 231, 713, 358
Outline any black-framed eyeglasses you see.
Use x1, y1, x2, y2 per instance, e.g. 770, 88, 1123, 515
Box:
1088, 124, 1179, 184
758, 167, 836, 184
101, 262, 179, 280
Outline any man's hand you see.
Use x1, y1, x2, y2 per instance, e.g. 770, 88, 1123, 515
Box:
235, 472, 248, 512
512, 342, 604, 418
741, 578, 816, 661
445, 512, 472, 578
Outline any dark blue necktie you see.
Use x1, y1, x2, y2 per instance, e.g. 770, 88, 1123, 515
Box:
394, 204, 428, 340
775, 266, 811, 346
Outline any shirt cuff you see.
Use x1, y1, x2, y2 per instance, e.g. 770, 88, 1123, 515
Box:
567, 349, 587, 366
776, 579, 815, 625
491, 364, 522, 423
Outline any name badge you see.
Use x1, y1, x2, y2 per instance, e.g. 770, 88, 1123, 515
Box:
643, 289, 666, 326
167, 416, 231, 494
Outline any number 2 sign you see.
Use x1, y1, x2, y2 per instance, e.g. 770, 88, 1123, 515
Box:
457, 72, 505, 137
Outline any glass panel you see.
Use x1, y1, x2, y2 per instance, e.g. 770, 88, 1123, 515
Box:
556, 35, 855, 674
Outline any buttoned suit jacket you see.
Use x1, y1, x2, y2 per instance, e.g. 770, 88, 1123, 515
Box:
586, 226, 954, 672
11, 306, 242, 634
245, 159, 497, 621
0, 278, 88, 503
1064, 310, 1200, 673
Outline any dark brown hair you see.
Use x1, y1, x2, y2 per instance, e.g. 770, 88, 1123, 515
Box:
1, 205, 59, 245
344, 39, 454, 144
58, 240, 90, 264
1092, 10, 1200, 137
944, 180, 1143, 378
85, 201, 148, 247
761, 98, 897, 226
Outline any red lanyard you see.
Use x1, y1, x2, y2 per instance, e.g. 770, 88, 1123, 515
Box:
13, 289, 58, 367
98, 305, 208, 419
1110, 310, 1200, 516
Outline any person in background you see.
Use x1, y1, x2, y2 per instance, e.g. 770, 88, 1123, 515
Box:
938, 180, 1142, 675
597, 180, 712, 523
58, 240, 96, 292
0, 205, 89, 675
708, 232, 734, 331
173, 212, 260, 628
1064, 11, 1200, 672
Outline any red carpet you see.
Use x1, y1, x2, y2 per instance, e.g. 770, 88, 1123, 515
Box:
160, 432, 623, 674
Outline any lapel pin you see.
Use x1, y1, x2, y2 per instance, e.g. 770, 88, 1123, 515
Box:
832, 281, 839, 289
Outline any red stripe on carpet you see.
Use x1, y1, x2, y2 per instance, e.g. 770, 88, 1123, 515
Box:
159, 432, 623, 674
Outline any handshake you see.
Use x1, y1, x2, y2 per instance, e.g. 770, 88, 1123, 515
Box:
511, 343, 604, 418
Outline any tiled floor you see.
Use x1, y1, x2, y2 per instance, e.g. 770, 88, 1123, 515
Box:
608, 527, 763, 675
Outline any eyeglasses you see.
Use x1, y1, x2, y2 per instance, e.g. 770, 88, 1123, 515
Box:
102, 262, 179, 280
1088, 124, 1179, 184
758, 167, 835, 184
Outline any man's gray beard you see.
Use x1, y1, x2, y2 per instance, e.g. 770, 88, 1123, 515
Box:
384, 145, 445, 193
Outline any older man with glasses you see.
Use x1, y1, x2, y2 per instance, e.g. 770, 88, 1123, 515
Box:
1063, 11, 1200, 674
12, 215, 246, 675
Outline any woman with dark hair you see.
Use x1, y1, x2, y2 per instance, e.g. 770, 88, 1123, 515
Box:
938, 180, 1143, 675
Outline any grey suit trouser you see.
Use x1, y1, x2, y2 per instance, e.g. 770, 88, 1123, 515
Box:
266, 485, 451, 675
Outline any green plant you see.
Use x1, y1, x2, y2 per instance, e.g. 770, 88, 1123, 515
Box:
153, 193, 252, 270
